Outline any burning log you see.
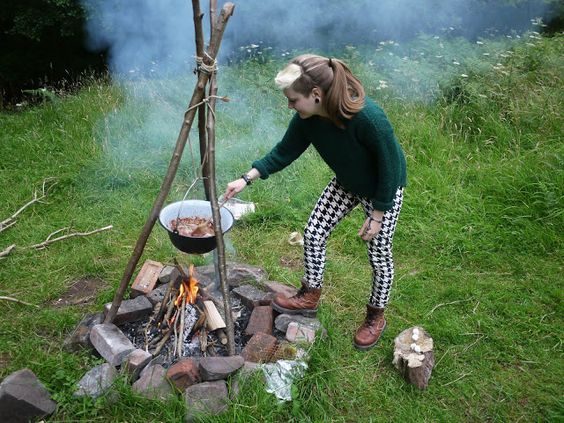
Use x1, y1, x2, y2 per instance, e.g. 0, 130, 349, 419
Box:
203, 300, 226, 331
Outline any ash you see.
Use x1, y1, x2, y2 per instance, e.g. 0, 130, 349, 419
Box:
120, 295, 252, 368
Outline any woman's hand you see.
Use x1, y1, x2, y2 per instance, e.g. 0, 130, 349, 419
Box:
223, 178, 247, 201
358, 211, 384, 241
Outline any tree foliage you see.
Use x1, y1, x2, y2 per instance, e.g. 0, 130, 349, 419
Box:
0, 0, 105, 106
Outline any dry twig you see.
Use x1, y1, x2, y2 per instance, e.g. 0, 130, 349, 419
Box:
28, 225, 113, 250
0, 296, 40, 308
0, 178, 57, 233
425, 298, 473, 317
441, 371, 472, 387
0, 244, 16, 259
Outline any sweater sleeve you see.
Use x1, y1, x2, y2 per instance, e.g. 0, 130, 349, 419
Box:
356, 107, 404, 211
252, 114, 311, 179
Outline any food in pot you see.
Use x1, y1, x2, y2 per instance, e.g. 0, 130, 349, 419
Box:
170, 216, 214, 238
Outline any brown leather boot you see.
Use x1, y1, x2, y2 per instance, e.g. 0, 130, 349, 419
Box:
271, 282, 321, 317
353, 305, 386, 350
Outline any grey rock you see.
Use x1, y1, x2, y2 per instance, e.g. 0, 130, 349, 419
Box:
122, 349, 152, 381
158, 265, 181, 284
274, 313, 322, 333
0, 368, 57, 423
103, 296, 153, 325
199, 356, 244, 381
74, 363, 117, 398
196, 262, 267, 288
90, 323, 136, 367
286, 322, 317, 343
264, 281, 298, 298
63, 312, 104, 352
145, 282, 171, 306
132, 364, 174, 400
232, 284, 271, 310
185, 380, 228, 421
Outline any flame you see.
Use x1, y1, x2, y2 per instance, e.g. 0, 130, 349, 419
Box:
174, 264, 199, 307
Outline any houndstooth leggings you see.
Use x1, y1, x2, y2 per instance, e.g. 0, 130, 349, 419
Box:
303, 177, 404, 308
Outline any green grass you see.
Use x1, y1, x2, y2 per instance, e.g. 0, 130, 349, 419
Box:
0, 34, 562, 421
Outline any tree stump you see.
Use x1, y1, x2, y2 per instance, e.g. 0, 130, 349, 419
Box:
392, 326, 434, 389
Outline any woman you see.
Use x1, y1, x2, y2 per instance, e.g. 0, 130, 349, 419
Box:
223, 54, 407, 350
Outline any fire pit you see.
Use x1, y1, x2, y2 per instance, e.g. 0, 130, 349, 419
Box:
159, 200, 234, 254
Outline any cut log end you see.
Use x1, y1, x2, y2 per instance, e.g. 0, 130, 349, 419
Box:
393, 326, 435, 389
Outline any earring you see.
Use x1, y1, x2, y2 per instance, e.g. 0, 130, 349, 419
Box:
315, 98, 320, 104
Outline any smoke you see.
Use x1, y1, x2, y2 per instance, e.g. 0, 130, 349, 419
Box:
81, 0, 551, 184
82, 0, 551, 76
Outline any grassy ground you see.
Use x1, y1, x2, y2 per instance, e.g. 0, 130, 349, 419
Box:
0, 34, 562, 421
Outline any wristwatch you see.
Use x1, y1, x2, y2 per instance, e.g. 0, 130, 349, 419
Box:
241, 173, 252, 185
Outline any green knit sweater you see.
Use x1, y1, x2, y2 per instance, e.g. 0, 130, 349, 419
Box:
252, 98, 407, 211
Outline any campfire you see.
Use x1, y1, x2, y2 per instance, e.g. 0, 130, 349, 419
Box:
139, 262, 229, 361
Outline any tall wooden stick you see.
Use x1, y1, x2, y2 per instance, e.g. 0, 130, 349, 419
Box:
205, 66, 235, 355
105, 2, 235, 324
192, 0, 211, 200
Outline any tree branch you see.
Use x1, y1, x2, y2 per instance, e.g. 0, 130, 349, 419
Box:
0, 296, 40, 308
29, 225, 113, 250
0, 178, 57, 233
0, 244, 16, 259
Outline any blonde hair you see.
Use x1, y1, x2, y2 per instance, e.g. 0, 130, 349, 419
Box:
275, 54, 365, 127
275, 63, 302, 89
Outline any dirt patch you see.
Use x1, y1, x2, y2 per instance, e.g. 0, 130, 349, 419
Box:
279, 255, 302, 270
51, 277, 107, 308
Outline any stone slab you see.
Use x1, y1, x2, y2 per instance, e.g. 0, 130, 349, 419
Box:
74, 363, 117, 398
167, 358, 201, 392
0, 368, 57, 423
158, 265, 181, 285
241, 332, 277, 363
286, 321, 316, 343
185, 380, 228, 421
145, 282, 171, 306
264, 281, 298, 299
199, 356, 244, 381
244, 305, 273, 336
103, 295, 153, 325
90, 323, 136, 366
131, 260, 163, 298
122, 349, 152, 381
274, 313, 322, 333
132, 364, 174, 400
196, 262, 267, 288
63, 312, 104, 352
232, 284, 271, 310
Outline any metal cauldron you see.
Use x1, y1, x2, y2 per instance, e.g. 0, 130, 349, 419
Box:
159, 200, 234, 254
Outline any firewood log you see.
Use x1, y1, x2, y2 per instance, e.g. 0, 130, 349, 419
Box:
392, 326, 435, 389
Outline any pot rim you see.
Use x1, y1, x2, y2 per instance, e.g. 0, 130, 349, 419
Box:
158, 199, 235, 238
